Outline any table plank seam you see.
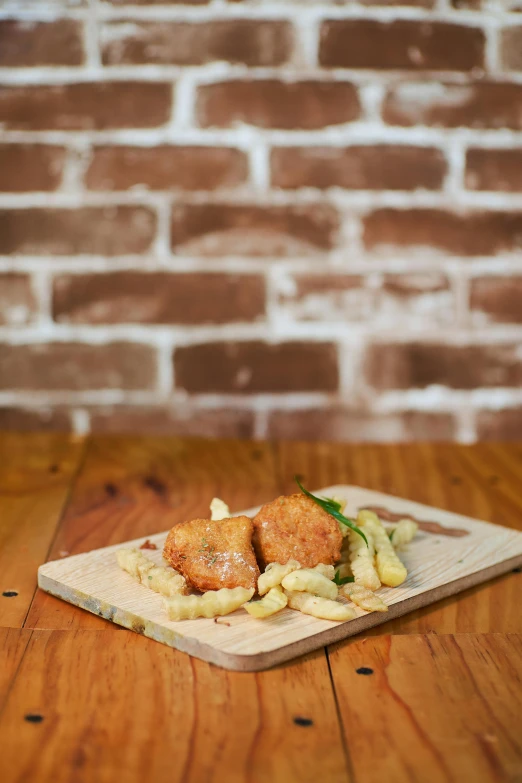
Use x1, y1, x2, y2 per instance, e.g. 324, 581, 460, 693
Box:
325, 646, 355, 783
0, 628, 34, 722
20, 436, 89, 630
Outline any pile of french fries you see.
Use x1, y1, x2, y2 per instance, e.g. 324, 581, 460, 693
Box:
116, 497, 418, 623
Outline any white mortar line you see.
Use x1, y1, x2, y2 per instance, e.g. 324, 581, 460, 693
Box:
3, 126, 522, 147
71, 407, 91, 435
249, 140, 270, 192
85, 0, 102, 70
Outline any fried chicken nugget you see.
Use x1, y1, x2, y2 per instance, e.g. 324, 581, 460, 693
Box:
163, 516, 260, 592
253, 494, 342, 570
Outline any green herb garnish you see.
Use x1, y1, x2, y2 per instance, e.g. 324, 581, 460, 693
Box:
200, 536, 217, 564
388, 528, 395, 541
295, 476, 368, 546
322, 496, 342, 512
333, 570, 355, 586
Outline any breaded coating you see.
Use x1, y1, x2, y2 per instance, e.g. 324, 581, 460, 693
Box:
163, 515, 260, 592
253, 494, 342, 569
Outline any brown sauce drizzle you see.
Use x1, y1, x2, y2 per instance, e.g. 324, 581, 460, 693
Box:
360, 505, 469, 538
139, 539, 158, 550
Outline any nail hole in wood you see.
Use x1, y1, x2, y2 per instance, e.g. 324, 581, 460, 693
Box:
24, 714, 44, 723
356, 667, 374, 675
144, 476, 166, 497
49, 464, 59, 474
104, 483, 118, 497
3, 590, 18, 597
293, 716, 313, 727
450, 476, 462, 485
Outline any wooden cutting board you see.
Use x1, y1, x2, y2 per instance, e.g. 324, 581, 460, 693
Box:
37, 485, 522, 671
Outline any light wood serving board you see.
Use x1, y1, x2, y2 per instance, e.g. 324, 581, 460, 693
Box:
38, 486, 522, 671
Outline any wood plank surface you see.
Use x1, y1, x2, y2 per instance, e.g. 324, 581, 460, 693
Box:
26, 436, 279, 630
276, 442, 522, 635
327, 633, 522, 783
0, 433, 85, 628
36, 484, 522, 669
1, 436, 522, 783
0, 629, 32, 711
0, 630, 348, 783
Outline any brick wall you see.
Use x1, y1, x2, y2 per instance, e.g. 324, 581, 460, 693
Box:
0, 0, 521, 442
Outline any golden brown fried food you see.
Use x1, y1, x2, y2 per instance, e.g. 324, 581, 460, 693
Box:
253, 494, 342, 569
163, 516, 260, 592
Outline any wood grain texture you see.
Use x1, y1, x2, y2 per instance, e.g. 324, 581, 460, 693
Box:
2, 437, 522, 783
327, 633, 522, 783
0, 629, 32, 712
0, 432, 85, 628
27, 436, 279, 630
277, 442, 522, 635
0, 630, 348, 783
37, 485, 522, 670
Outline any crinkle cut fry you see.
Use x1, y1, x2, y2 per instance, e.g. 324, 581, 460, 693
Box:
348, 523, 380, 591
281, 568, 338, 600
258, 559, 301, 595
244, 586, 288, 618
164, 586, 254, 621
313, 563, 335, 580
340, 583, 388, 613
359, 510, 408, 587
117, 548, 188, 597
210, 497, 230, 521
284, 590, 355, 622
390, 518, 418, 549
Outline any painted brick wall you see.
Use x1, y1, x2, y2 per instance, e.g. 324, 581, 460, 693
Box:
0, 0, 521, 442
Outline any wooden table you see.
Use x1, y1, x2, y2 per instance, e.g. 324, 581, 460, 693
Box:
1, 433, 521, 783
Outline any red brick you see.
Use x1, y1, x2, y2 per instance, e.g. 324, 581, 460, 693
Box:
101, 20, 292, 66
170, 203, 339, 257
0, 407, 72, 432
0, 274, 37, 326
380, 273, 454, 323
319, 20, 484, 71
470, 277, 522, 325
0, 342, 156, 391
174, 341, 339, 393
85, 146, 247, 191
196, 80, 360, 130
278, 274, 371, 322
451, 0, 482, 8
501, 27, 522, 70
106, 0, 209, 4
0, 83, 171, 131
267, 409, 455, 442
0, 145, 65, 192
0, 207, 156, 256
89, 406, 254, 438
465, 148, 522, 192
363, 208, 522, 257
383, 82, 522, 130
271, 145, 446, 190
229, 0, 435, 3
231, 0, 436, 5
365, 343, 522, 390
277, 272, 453, 325
477, 409, 522, 441
0, 19, 84, 66
52, 272, 265, 325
